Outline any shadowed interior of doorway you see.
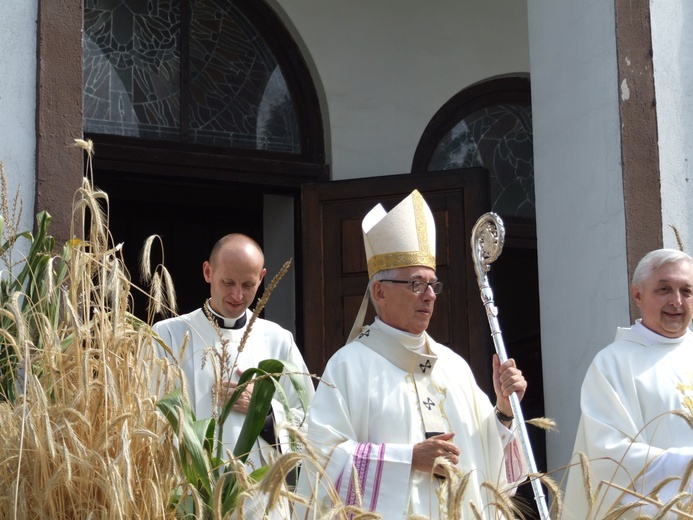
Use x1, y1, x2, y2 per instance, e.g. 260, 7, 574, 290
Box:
95, 172, 264, 323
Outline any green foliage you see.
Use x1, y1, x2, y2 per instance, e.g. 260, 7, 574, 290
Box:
156, 358, 307, 518
157, 387, 216, 499
0, 210, 71, 403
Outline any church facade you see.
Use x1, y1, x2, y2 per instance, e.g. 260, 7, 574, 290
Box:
2, 0, 692, 484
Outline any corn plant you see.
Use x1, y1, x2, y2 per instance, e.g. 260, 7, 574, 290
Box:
156, 358, 309, 518
0, 209, 71, 403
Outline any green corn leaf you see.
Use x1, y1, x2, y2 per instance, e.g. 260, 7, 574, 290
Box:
0, 230, 31, 260
156, 387, 193, 436
216, 470, 240, 516
232, 359, 284, 462
157, 388, 214, 497
276, 359, 311, 425
179, 415, 213, 498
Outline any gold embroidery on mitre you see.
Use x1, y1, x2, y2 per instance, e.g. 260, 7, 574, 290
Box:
367, 251, 437, 278
365, 191, 436, 277
413, 190, 433, 258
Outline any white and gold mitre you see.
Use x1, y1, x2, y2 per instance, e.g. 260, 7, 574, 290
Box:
346, 190, 437, 342
362, 189, 436, 278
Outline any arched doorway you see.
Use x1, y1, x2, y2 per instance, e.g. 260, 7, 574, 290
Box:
82, 0, 326, 339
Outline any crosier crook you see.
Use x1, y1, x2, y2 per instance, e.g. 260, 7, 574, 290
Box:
471, 212, 550, 520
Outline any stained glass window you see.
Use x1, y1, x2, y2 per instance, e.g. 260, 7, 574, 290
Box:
428, 104, 534, 218
83, 0, 300, 153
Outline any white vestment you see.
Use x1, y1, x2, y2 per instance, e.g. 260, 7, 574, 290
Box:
153, 307, 315, 518
563, 323, 693, 519
297, 318, 527, 519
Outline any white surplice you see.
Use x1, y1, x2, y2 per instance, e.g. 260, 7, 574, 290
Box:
297, 318, 527, 519
563, 322, 693, 519
152, 307, 315, 471
153, 307, 315, 519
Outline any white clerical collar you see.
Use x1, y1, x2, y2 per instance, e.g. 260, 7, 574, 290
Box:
632, 319, 691, 345
204, 300, 247, 330
373, 317, 428, 354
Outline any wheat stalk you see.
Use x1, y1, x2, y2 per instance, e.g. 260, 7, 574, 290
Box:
237, 258, 292, 356
0, 150, 183, 518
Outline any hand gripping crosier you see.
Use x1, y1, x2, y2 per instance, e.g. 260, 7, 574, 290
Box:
471, 212, 550, 520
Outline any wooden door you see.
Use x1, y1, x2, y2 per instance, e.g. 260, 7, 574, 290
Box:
300, 169, 494, 393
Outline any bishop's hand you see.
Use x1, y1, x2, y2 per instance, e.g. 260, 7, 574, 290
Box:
412, 432, 459, 476
492, 354, 526, 421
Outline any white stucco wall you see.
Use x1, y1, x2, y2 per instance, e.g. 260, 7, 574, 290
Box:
0, 2, 38, 260
274, 0, 530, 180
527, 2, 630, 475
651, 0, 693, 254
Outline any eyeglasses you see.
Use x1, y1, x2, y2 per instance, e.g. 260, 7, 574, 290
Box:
380, 279, 443, 295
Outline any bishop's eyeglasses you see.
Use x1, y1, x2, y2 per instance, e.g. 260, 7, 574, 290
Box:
381, 279, 444, 295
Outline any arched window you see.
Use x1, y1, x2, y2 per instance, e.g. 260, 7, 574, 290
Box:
413, 78, 545, 482
83, 0, 324, 172
412, 78, 533, 218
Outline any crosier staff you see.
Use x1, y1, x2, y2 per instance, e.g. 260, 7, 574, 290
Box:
471, 212, 550, 520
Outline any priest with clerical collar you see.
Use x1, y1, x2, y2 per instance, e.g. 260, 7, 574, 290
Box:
297, 190, 529, 519
151, 233, 314, 515
203, 298, 247, 329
